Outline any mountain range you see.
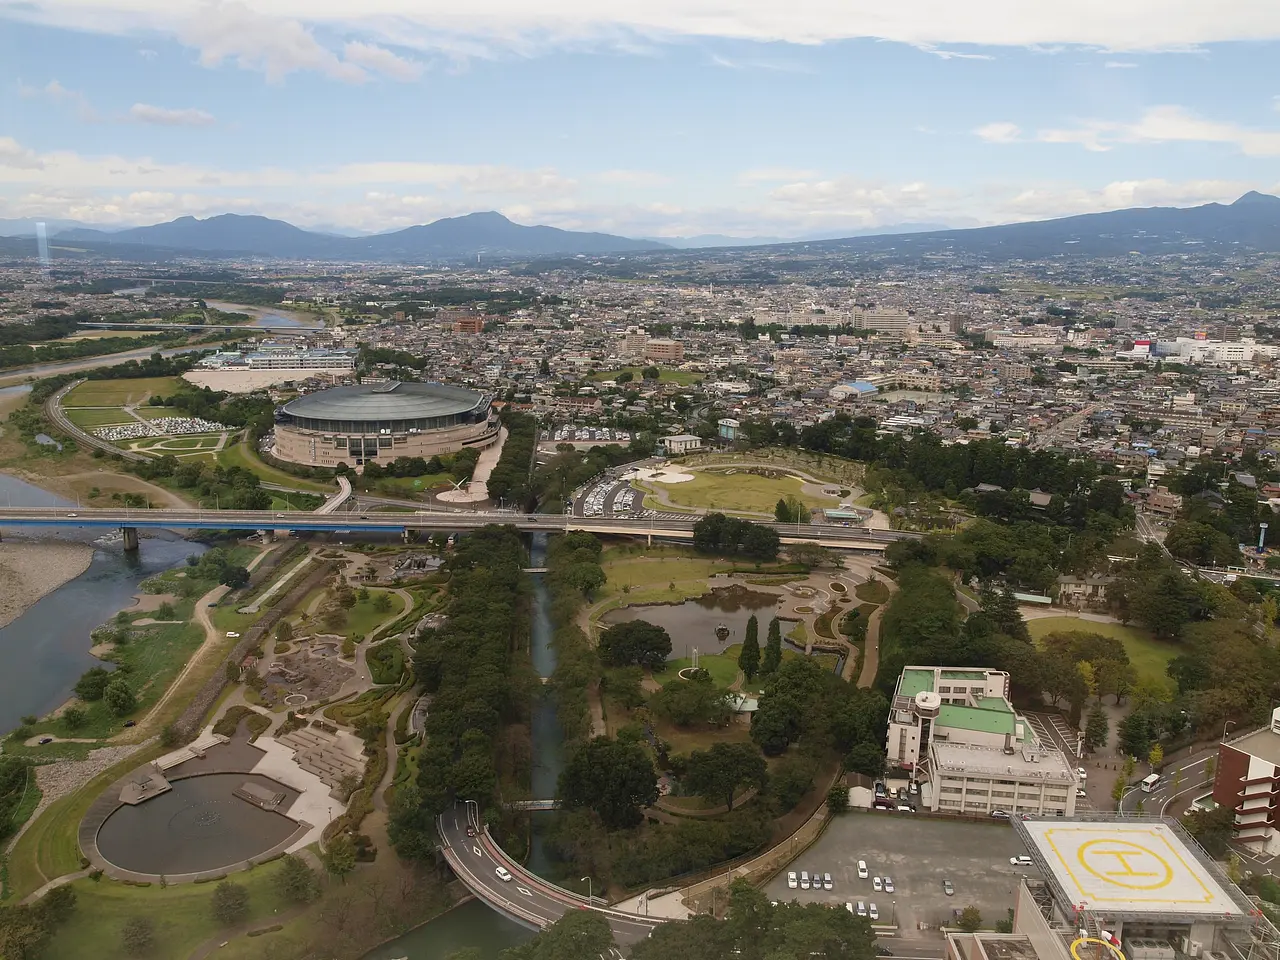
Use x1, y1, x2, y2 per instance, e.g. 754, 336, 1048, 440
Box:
647, 223, 955, 248
53, 212, 667, 259
12, 192, 1280, 262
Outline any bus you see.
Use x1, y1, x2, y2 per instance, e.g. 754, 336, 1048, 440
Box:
1140, 774, 1161, 793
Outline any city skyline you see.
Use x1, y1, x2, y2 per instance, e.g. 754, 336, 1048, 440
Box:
3, 2, 1280, 237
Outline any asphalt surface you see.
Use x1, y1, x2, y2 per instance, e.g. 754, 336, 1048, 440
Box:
437, 804, 662, 947
763, 813, 1037, 939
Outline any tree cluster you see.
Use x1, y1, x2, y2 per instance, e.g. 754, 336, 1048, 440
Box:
692, 513, 780, 562
597, 619, 672, 669
486, 412, 539, 508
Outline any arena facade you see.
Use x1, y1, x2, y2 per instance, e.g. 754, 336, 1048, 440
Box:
274, 381, 498, 467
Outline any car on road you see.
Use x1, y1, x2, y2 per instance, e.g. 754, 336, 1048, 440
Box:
495, 866, 513, 882
123, 720, 135, 727
1077, 767, 1087, 780
38, 737, 53, 745
943, 879, 955, 896
275, 513, 285, 519
788, 872, 798, 889
857, 860, 868, 879
823, 873, 833, 891
883, 876, 894, 893
226, 631, 240, 638
873, 876, 883, 892
66, 512, 77, 518
869, 903, 880, 921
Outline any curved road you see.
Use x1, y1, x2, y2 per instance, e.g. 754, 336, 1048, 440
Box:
438, 803, 662, 945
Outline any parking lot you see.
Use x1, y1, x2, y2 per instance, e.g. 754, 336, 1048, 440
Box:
762, 813, 1040, 938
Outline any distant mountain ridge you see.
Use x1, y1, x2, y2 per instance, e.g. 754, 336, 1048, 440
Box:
56, 212, 668, 259
30, 192, 1280, 261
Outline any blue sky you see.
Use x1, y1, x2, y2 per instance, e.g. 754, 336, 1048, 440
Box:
2, 1, 1280, 237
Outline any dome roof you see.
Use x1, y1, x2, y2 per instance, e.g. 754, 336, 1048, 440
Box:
281, 381, 487, 421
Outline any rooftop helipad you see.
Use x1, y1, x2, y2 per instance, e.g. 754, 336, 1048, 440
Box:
1019, 819, 1245, 918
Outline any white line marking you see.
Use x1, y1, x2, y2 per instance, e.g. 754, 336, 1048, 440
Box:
517, 886, 533, 897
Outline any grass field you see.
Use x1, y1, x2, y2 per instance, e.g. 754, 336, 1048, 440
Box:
62, 377, 180, 407
217, 440, 334, 494
640, 469, 834, 516
655, 653, 741, 689
64, 407, 134, 428
42, 860, 291, 960
855, 580, 891, 604
1028, 617, 1178, 684
590, 366, 703, 385
131, 434, 224, 452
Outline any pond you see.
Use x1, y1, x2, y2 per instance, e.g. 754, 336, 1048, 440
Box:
602, 584, 780, 660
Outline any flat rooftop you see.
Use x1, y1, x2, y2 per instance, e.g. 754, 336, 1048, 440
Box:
933, 741, 1074, 782
1019, 819, 1246, 918
937, 701, 1017, 737
1226, 726, 1280, 768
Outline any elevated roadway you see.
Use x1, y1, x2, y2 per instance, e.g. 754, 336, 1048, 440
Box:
0, 505, 912, 550
438, 803, 662, 944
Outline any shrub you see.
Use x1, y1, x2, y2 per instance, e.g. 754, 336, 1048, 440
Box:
122, 916, 154, 954
211, 880, 250, 925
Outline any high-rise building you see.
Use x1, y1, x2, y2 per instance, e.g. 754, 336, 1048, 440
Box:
645, 338, 684, 362
622, 326, 648, 357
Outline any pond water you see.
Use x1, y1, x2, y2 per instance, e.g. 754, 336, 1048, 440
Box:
0, 472, 206, 733
602, 584, 780, 660
362, 900, 531, 959
95, 773, 300, 876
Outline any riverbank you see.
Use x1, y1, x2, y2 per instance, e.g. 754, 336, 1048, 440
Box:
0, 541, 95, 630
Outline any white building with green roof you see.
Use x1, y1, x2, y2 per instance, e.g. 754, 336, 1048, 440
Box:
888, 665, 1078, 817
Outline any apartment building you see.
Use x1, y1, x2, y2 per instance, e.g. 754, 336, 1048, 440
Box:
645, 338, 685, 362
1213, 708, 1280, 853
852, 307, 917, 339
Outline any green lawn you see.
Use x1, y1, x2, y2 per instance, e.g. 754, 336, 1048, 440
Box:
64, 407, 133, 428
1027, 617, 1178, 684
141, 434, 224, 451
372, 474, 453, 498
42, 860, 292, 960
590, 366, 703, 385
641, 469, 835, 516
216, 440, 334, 494
855, 580, 890, 604
653, 652, 741, 689
62, 377, 181, 407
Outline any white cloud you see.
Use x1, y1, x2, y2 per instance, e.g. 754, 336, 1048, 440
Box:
1037, 105, 1280, 156
915, 45, 994, 61
342, 41, 423, 80
129, 103, 216, 126
17, 79, 100, 120
1104, 60, 1137, 67
973, 121, 1022, 143
737, 168, 820, 184
0, 137, 45, 170
5, 0, 1280, 82
594, 169, 671, 186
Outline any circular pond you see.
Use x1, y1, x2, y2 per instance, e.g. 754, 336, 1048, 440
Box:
96, 773, 300, 876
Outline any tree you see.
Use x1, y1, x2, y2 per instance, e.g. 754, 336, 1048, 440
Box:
786, 542, 836, 568
373, 592, 393, 613
642, 365, 660, 380
1148, 742, 1164, 770
649, 675, 731, 728
615, 370, 634, 384
738, 615, 760, 682
275, 620, 293, 643
219, 565, 251, 589
1084, 711, 1109, 752
62, 705, 87, 732
558, 736, 658, 829
827, 784, 850, 814
958, 906, 982, 932
121, 916, 154, 954
845, 742, 886, 779
39, 884, 76, 925
1119, 712, 1152, 760
761, 617, 782, 675
211, 881, 250, 925
1111, 775, 1127, 805
685, 743, 768, 811
500, 909, 615, 960
74, 667, 112, 701
103, 677, 136, 717
276, 853, 318, 903
322, 833, 357, 883
597, 620, 672, 669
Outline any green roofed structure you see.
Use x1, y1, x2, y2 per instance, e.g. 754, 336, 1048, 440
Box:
886, 665, 1078, 819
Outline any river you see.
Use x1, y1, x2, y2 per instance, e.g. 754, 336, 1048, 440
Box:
205, 301, 323, 329
0, 472, 206, 734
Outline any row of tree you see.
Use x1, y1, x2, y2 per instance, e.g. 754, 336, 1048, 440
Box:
486, 412, 538, 507
692, 513, 780, 562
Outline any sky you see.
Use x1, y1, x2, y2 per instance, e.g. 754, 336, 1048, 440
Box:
2, 1, 1280, 239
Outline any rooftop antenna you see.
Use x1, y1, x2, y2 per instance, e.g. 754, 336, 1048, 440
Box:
35, 221, 50, 275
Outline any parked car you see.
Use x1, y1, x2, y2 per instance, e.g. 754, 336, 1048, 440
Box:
869, 903, 880, 921
857, 860, 869, 879
873, 876, 883, 892
800, 871, 810, 890
823, 873, 833, 891
1010, 855, 1033, 866
788, 872, 798, 889
38, 737, 53, 745
990, 809, 1011, 820
857, 901, 867, 917
884, 876, 895, 893
1077, 768, 1088, 780
943, 879, 955, 896
845, 902, 854, 914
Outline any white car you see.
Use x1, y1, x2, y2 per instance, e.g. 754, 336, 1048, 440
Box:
883, 876, 894, 893
857, 860, 868, 879
823, 873, 833, 891
872, 876, 883, 892
787, 871, 798, 889
1010, 855, 1033, 866
800, 871, 810, 890
857, 900, 867, 917
1078, 767, 1088, 780
495, 866, 512, 882
845, 902, 854, 914
869, 903, 880, 921
226, 631, 240, 638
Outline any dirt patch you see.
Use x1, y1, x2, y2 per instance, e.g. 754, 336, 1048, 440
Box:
126, 592, 179, 612
0, 541, 95, 630
60, 471, 189, 508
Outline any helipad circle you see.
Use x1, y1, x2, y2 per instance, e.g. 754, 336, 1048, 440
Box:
1077, 838, 1174, 890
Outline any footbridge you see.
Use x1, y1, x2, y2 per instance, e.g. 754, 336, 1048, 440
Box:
0, 506, 912, 552
437, 802, 662, 944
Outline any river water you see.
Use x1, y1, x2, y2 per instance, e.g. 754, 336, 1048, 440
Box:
0, 472, 205, 734
205, 301, 321, 329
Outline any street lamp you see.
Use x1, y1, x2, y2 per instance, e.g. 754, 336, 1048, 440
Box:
582, 876, 593, 902
1222, 720, 1237, 742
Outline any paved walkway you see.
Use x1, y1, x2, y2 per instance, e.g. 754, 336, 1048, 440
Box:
856, 570, 897, 689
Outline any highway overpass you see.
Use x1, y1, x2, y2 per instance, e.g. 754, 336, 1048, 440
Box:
438, 802, 663, 944
0, 506, 911, 551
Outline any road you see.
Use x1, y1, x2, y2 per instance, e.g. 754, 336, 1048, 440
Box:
1119, 750, 1218, 813
1031, 405, 1095, 451
0, 505, 913, 550
437, 803, 663, 945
